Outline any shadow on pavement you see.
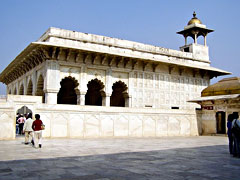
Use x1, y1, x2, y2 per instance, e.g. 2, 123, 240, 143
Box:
0, 144, 240, 180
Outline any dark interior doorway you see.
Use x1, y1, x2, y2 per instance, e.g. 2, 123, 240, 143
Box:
110, 81, 128, 107
216, 111, 226, 134
57, 77, 78, 105
85, 79, 104, 106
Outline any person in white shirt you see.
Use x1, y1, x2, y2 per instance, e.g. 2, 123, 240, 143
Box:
23, 113, 34, 145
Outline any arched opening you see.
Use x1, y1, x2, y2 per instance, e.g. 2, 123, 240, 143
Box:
36, 75, 45, 103
27, 80, 33, 95
57, 76, 79, 105
197, 35, 205, 45
14, 88, 17, 95
85, 78, 105, 106
110, 81, 128, 107
19, 84, 24, 95
16, 106, 32, 135
8, 89, 12, 95
17, 106, 32, 116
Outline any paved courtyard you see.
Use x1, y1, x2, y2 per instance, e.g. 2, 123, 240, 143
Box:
0, 136, 239, 180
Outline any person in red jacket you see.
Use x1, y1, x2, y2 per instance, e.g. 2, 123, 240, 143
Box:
32, 114, 43, 148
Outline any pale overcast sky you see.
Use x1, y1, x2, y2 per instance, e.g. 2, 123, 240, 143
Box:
0, 0, 239, 95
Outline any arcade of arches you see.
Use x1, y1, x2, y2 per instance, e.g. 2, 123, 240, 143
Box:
56, 77, 129, 107
8, 75, 129, 107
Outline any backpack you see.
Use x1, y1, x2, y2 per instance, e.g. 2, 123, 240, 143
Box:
232, 120, 240, 138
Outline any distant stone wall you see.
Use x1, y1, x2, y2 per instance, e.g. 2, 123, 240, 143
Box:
0, 102, 15, 140
36, 104, 199, 138
0, 95, 199, 140
0, 95, 42, 140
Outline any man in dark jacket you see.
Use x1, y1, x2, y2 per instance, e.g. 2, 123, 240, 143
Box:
232, 112, 240, 157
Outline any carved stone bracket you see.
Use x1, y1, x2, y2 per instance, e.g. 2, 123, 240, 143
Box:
84, 53, 92, 64
92, 55, 101, 65
179, 67, 185, 76
132, 59, 138, 70
168, 65, 175, 74
101, 55, 108, 65
50, 47, 57, 59
57, 48, 63, 60
124, 58, 130, 68
116, 57, 124, 68
199, 69, 207, 78
152, 63, 158, 72
142, 61, 149, 71
192, 69, 198, 77
40, 47, 51, 59
66, 49, 72, 61
108, 56, 115, 66
75, 52, 85, 63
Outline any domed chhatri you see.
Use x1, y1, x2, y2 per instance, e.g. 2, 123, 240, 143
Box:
201, 77, 240, 97
187, 11, 202, 25
177, 11, 214, 49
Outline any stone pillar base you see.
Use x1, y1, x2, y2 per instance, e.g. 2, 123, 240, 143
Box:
44, 90, 58, 104
103, 95, 110, 107
80, 93, 86, 105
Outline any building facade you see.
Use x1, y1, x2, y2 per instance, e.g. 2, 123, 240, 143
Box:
190, 77, 240, 135
0, 13, 230, 139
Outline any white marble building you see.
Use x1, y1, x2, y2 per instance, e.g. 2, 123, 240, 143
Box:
0, 13, 230, 139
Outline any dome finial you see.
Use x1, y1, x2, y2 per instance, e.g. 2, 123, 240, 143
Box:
193, 11, 196, 18
187, 11, 202, 25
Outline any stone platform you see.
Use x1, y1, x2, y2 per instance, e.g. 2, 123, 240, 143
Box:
0, 136, 239, 180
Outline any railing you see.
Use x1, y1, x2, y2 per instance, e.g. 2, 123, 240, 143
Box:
0, 95, 7, 99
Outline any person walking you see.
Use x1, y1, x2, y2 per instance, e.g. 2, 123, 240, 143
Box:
232, 112, 240, 158
17, 114, 25, 135
32, 114, 43, 148
227, 114, 234, 155
16, 113, 20, 135
23, 113, 34, 145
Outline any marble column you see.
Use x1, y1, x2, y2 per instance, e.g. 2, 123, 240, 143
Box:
23, 78, 27, 95
184, 36, 187, 45
194, 33, 197, 44
103, 94, 111, 106
80, 92, 86, 105
105, 68, 112, 106
32, 71, 37, 96
204, 36, 207, 46
128, 71, 134, 108
44, 60, 60, 104
79, 65, 87, 105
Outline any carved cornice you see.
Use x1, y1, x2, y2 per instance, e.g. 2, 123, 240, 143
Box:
0, 45, 47, 84
0, 41, 229, 85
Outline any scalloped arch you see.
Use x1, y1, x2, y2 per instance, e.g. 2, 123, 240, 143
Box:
61, 76, 79, 88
